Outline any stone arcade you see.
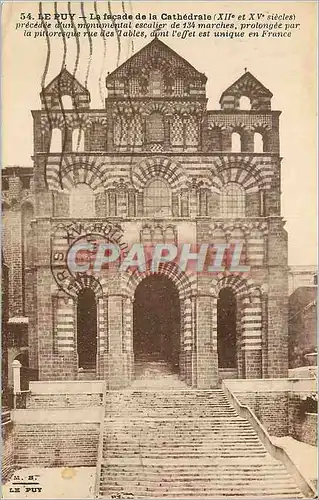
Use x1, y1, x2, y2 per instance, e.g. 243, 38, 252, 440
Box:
2, 38, 288, 389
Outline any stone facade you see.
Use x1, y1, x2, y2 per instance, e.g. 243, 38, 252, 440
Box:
2, 38, 288, 388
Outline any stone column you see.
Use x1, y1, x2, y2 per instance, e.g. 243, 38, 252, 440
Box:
106, 293, 130, 389
241, 297, 262, 378
267, 218, 288, 378
12, 360, 21, 394
196, 293, 218, 388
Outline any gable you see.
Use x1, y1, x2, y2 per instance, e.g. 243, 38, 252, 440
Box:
220, 71, 273, 100
106, 38, 206, 84
41, 68, 89, 97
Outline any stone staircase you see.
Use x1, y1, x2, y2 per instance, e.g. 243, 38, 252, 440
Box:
99, 389, 303, 498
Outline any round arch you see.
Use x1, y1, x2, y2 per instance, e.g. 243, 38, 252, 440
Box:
131, 157, 188, 194
210, 273, 262, 379
122, 261, 196, 384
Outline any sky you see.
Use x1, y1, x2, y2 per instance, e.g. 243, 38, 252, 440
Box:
1, 1, 317, 265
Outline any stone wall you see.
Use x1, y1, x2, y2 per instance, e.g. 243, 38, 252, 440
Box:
224, 378, 317, 443
288, 394, 317, 446
2, 421, 15, 481
235, 390, 288, 436
13, 422, 100, 469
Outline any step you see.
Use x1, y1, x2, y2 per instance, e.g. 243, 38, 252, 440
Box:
99, 389, 303, 498
99, 485, 302, 496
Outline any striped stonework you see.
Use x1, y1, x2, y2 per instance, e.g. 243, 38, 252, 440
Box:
52, 295, 75, 353
131, 157, 188, 193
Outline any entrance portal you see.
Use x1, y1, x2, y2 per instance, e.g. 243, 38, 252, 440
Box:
217, 288, 237, 370
77, 288, 97, 370
133, 275, 180, 372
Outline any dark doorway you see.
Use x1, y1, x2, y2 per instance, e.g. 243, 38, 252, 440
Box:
77, 288, 97, 370
217, 288, 237, 368
133, 275, 180, 369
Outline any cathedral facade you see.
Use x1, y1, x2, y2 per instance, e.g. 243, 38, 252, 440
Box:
2, 39, 288, 389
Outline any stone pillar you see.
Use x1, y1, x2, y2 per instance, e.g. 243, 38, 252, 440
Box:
221, 129, 231, 151
117, 189, 127, 218
196, 294, 218, 388
267, 218, 288, 378
97, 297, 106, 380
12, 360, 21, 394
106, 294, 128, 389
122, 296, 134, 386
241, 298, 262, 378
189, 183, 198, 218
164, 115, 171, 149
261, 287, 269, 378
182, 297, 194, 386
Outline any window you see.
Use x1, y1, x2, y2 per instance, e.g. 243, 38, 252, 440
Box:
50, 128, 62, 152
146, 113, 164, 143
61, 95, 73, 108
239, 96, 251, 110
220, 183, 245, 218
149, 70, 163, 96
70, 183, 95, 218
254, 132, 264, 153
72, 128, 85, 152
231, 132, 242, 152
174, 78, 184, 96
129, 78, 139, 96
144, 179, 171, 217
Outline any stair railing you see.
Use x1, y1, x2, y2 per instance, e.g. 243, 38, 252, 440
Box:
94, 385, 107, 499
222, 381, 316, 498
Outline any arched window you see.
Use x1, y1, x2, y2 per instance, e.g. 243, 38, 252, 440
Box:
70, 183, 95, 218
239, 96, 251, 110
61, 95, 73, 108
231, 132, 242, 152
254, 132, 264, 153
144, 179, 171, 217
72, 128, 85, 152
149, 70, 163, 96
146, 113, 164, 143
50, 128, 62, 152
220, 183, 245, 218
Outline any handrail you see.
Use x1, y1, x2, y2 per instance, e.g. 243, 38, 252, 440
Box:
94, 384, 107, 499
222, 381, 316, 498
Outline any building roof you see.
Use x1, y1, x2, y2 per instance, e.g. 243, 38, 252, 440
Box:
105, 38, 207, 83
40, 67, 89, 95
220, 71, 273, 101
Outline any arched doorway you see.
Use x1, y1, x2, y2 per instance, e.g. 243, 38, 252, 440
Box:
77, 288, 97, 370
133, 275, 180, 375
217, 288, 238, 376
